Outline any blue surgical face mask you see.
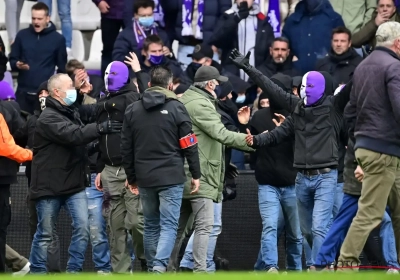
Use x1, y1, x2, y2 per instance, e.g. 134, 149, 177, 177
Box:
148, 54, 164, 65
236, 95, 246, 103
138, 16, 155, 28
63, 89, 77, 106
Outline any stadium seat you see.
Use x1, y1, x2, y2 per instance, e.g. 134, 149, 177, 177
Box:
64, 0, 100, 31
0, 1, 5, 29
56, 30, 85, 61
20, 0, 58, 29
83, 29, 102, 70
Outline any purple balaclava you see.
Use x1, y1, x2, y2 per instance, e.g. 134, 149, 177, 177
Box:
300, 71, 325, 106
104, 61, 129, 93
0, 81, 16, 100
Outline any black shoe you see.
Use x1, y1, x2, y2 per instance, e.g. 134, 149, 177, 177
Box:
215, 257, 229, 271
140, 260, 148, 272
179, 267, 193, 272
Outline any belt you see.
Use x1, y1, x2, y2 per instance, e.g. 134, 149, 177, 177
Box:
299, 168, 332, 176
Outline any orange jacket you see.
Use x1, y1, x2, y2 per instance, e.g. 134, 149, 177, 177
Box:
0, 113, 32, 163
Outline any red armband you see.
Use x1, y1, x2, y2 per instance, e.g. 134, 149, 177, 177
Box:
179, 133, 198, 149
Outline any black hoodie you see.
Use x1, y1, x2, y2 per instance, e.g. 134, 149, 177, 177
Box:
121, 86, 200, 187
250, 75, 297, 187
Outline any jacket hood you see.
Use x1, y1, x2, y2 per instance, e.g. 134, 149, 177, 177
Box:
142, 86, 177, 110
0, 81, 15, 100
29, 21, 56, 34
268, 73, 293, 111
104, 61, 130, 93
318, 71, 335, 95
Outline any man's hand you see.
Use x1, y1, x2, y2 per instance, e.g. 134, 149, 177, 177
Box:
98, 0, 110, 13
95, 173, 103, 191
354, 165, 364, 182
125, 179, 139, 195
235, 0, 250, 22
74, 69, 92, 94
163, 46, 172, 57
375, 12, 391, 26
16, 61, 29, 70
97, 120, 123, 134
245, 128, 253, 146
124, 52, 141, 72
226, 163, 239, 179
272, 113, 286, 127
237, 106, 250, 124
190, 178, 200, 194
229, 49, 251, 70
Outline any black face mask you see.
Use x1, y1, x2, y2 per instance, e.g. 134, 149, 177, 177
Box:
219, 98, 238, 116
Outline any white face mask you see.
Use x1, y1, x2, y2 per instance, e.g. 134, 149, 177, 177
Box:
236, 95, 246, 103
300, 75, 307, 105
39, 97, 46, 111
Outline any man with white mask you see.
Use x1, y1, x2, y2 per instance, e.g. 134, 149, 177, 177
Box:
28, 73, 121, 274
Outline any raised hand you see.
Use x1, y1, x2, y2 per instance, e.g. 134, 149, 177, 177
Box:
272, 113, 286, 127
229, 49, 251, 70
124, 52, 141, 72
238, 106, 250, 124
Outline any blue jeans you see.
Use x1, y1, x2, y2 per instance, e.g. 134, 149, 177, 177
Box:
139, 184, 184, 273
38, 0, 72, 48
254, 185, 302, 271
29, 190, 89, 273
180, 202, 222, 272
295, 169, 337, 265
315, 194, 400, 268
86, 174, 111, 272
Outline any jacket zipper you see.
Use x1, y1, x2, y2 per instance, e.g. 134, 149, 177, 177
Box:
103, 102, 114, 166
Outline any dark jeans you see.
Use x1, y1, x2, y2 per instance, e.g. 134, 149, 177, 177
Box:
27, 192, 61, 272
101, 18, 125, 77
0, 185, 11, 272
16, 90, 37, 114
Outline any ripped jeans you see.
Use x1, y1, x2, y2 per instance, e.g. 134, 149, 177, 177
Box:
85, 174, 111, 272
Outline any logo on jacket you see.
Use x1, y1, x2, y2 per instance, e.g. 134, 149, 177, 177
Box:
160, 110, 168, 114
190, 137, 195, 143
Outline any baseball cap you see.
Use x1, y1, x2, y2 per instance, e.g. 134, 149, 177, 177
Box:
376, 21, 400, 44
187, 44, 214, 60
194, 65, 229, 83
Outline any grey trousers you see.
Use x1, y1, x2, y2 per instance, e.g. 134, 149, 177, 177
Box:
101, 165, 145, 273
168, 197, 214, 272
5, 245, 28, 272
4, 0, 25, 43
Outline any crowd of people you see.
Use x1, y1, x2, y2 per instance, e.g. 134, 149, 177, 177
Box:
0, 0, 400, 276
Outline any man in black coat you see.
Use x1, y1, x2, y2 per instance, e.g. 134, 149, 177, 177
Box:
28, 73, 121, 274
121, 66, 200, 273
315, 27, 362, 85
257, 37, 301, 78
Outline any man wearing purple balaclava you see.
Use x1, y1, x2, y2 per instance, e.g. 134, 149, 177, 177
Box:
230, 49, 351, 271
94, 60, 147, 273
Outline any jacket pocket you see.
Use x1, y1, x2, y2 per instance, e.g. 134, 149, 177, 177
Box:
207, 160, 222, 189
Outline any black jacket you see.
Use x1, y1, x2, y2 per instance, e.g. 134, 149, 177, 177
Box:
245, 66, 351, 169
24, 110, 40, 185
210, 10, 274, 76
88, 74, 106, 100
30, 97, 100, 200
121, 86, 200, 187
315, 48, 362, 85
250, 107, 297, 186
344, 47, 400, 158
140, 57, 183, 79
257, 56, 301, 78
0, 101, 25, 185
96, 83, 141, 168
0, 35, 7, 81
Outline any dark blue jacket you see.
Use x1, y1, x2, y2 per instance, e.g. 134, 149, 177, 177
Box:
9, 22, 67, 92
123, 0, 134, 27
112, 26, 170, 76
282, 0, 344, 74
162, 0, 231, 45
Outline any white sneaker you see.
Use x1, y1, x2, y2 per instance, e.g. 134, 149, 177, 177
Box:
97, 271, 111, 275
387, 268, 399, 274
67, 47, 74, 60
12, 262, 30, 276
267, 267, 279, 274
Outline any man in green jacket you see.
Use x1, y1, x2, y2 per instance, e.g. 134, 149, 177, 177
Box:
168, 66, 252, 273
